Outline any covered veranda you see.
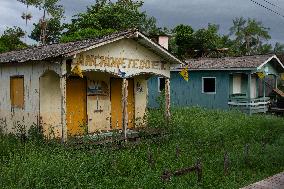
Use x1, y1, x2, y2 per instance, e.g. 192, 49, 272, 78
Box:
228, 55, 284, 114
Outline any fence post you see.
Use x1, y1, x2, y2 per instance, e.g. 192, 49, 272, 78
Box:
244, 144, 249, 164
261, 141, 266, 153
196, 158, 202, 183
147, 148, 155, 168
224, 151, 229, 176
176, 145, 180, 160
161, 169, 171, 182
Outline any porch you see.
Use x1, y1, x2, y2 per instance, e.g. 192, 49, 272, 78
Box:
228, 72, 278, 114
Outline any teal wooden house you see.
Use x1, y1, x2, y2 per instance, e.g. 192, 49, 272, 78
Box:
148, 54, 284, 114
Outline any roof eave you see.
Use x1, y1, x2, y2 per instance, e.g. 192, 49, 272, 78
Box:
171, 68, 256, 71
257, 55, 284, 71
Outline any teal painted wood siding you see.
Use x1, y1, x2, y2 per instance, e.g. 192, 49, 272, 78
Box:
148, 71, 235, 110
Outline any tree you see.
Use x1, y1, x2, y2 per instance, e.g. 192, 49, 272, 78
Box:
62, 0, 158, 42
30, 17, 63, 44
17, 0, 64, 18
274, 42, 284, 54
18, 0, 64, 44
172, 24, 233, 59
171, 24, 194, 58
229, 17, 271, 55
0, 27, 28, 53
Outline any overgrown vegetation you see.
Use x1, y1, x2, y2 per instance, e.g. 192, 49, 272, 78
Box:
0, 108, 283, 188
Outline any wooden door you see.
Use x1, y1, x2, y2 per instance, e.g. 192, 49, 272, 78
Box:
110, 78, 135, 129
66, 77, 87, 136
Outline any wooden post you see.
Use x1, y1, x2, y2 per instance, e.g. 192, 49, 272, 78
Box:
263, 78, 266, 97
247, 73, 252, 115
261, 141, 266, 153
176, 144, 180, 160
60, 75, 67, 143
224, 151, 229, 176
147, 148, 155, 168
244, 144, 249, 164
122, 78, 128, 141
196, 158, 202, 183
165, 78, 171, 126
60, 60, 67, 142
275, 75, 278, 89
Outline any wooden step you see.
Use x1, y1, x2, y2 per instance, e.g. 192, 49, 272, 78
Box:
273, 88, 284, 97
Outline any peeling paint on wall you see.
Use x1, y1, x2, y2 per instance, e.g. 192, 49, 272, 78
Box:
0, 62, 61, 135
73, 39, 170, 78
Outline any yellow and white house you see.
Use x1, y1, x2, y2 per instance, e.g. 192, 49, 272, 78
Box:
0, 29, 182, 140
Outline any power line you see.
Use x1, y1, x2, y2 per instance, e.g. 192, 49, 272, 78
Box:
249, 0, 284, 19
261, 0, 283, 10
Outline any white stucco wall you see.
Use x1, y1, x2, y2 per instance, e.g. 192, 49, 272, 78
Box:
0, 62, 61, 135
134, 76, 148, 126
39, 71, 62, 138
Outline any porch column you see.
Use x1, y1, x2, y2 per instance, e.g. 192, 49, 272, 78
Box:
247, 73, 251, 115
263, 78, 266, 97
275, 75, 278, 89
165, 78, 171, 126
60, 75, 67, 142
60, 60, 68, 142
122, 78, 128, 140
247, 73, 251, 99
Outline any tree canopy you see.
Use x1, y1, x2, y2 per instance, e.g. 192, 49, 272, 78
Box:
0, 27, 28, 53
171, 24, 234, 59
61, 0, 158, 42
17, 0, 64, 18
1, 1, 284, 59
171, 17, 282, 59
30, 16, 63, 44
229, 17, 271, 55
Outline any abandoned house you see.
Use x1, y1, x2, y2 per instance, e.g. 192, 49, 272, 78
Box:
0, 29, 182, 140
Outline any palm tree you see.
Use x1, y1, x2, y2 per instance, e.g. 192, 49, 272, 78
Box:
229, 17, 271, 55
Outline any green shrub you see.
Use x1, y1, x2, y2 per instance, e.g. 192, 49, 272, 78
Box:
27, 123, 45, 142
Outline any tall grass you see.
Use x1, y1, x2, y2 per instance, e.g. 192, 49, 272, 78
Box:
0, 107, 283, 188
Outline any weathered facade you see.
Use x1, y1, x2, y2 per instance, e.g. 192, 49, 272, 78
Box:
0, 29, 182, 140
148, 55, 284, 114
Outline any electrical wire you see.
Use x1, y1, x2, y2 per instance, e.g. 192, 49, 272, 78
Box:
261, 0, 283, 10
249, 0, 284, 18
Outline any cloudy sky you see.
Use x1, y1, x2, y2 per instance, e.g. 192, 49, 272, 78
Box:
1, 0, 284, 45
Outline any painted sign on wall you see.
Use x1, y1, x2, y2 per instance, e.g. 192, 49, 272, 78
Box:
75, 55, 168, 70
73, 54, 171, 78
87, 80, 109, 96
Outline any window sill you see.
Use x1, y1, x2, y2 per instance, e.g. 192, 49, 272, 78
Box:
202, 92, 216, 95
11, 106, 24, 110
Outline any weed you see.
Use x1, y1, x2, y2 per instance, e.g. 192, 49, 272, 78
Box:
0, 107, 283, 188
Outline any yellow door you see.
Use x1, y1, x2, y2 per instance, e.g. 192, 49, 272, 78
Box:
66, 77, 87, 136
110, 78, 135, 129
